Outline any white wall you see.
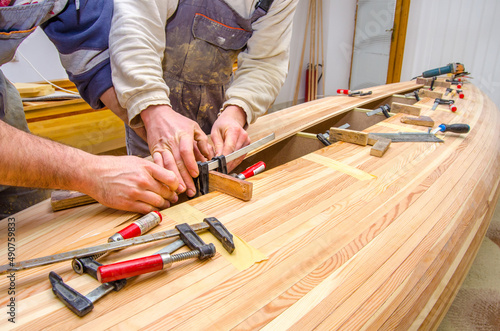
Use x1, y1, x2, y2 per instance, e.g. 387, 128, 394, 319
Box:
2, 28, 68, 83
401, 0, 500, 109
274, 0, 357, 107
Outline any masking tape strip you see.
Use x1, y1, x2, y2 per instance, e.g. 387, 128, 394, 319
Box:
159, 204, 267, 271
375, 121, 426, 132
301, 154, 376, 181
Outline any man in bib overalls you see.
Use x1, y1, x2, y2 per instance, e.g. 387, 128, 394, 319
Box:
110, 0, 298, 197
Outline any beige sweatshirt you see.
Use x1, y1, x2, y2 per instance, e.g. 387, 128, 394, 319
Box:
109, 0, 298, 128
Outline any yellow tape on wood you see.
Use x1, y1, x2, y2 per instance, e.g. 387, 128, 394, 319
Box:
375, 122, 425, 132
159, 204, 267, 271
301, 154, 376, 181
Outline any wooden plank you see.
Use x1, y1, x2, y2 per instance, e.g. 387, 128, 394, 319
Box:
391, 102, 422, 116
400, 115, 435, 127
14, 82, 55, 98
370, 137, 391, 157
208, 171, 252, 201
50, 190, 97, 211
416, 77, 452, 88
419, 89, 443, 99
329, 127, 368, 145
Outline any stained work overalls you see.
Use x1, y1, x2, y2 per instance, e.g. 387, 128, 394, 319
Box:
126, 0, 274, 157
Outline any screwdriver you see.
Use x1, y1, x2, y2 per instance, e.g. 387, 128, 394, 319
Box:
430, 123, 471, 135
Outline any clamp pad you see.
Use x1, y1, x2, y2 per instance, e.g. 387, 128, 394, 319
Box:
194, 161, 209, 197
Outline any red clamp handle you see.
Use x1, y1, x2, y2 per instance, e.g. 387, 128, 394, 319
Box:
109, 211, 162, 241
237, 161, 266, 180
97, 254, 164, 283
337, 89, 350, 95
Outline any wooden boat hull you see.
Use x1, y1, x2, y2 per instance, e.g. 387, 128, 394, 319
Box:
1, 81, 499, 330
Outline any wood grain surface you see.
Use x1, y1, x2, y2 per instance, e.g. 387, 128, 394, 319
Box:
1, 81, 499, 330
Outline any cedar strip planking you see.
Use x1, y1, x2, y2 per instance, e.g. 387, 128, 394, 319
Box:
149, 96, 476, 326
1, 82, 498, 330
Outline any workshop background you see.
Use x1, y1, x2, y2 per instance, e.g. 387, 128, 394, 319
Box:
3, 0, 500, 109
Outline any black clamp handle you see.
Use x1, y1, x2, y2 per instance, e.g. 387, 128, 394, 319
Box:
435, 98, 455, 105
316, 133, 331, 146
429, 77, 436, 90
50, 271, 94, 317
204, 217, 235, 254
381, 104, 391, 118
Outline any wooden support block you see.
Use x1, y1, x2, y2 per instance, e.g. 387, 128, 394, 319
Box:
416, 77, 432, 85
208, 171, 253, 201
370, 137, 391, 157
400, 115, 435, 127
416, 77, 451, 88
51, 190, 97, 211
390, 102, 422, 116
419, 89, 443, 99
329, 127, 368, 146
14, 82, 55, 98
367, 134, 379, 146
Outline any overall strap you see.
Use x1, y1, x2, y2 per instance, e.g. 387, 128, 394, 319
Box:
251, 0, 275, 22
255, 0, 275, 13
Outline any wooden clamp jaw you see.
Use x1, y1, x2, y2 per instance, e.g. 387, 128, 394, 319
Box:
328, 127, 391, 158
193, 155, 253, 201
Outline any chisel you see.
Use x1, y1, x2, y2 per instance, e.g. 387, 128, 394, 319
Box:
430, 123, 470, 135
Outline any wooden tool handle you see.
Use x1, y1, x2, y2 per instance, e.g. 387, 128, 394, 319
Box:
97, 254, 164, 283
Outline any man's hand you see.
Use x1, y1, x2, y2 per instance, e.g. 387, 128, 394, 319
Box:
0, 120, 179, 214
141, 105, 214, 197
211, 105, 250, 171
85, 155, 179, 214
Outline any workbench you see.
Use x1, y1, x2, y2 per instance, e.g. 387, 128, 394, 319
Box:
1, 80, 499, 330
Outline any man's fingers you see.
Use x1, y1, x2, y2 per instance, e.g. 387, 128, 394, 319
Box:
159, 149, 186, 194
194, 129, 215, 160
178, 134, 199, 178
137, 190, 171, 210
193, 142, 207, 162
149, 163, 179, 191
211, 129, 225, 156
152, 152, 163, 167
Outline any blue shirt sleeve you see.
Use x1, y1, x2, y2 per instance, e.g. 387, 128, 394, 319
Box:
42, 0, 113, 109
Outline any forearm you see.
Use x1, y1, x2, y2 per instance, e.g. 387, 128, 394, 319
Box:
100, 87, 147, 141
0, 121, 94, 193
